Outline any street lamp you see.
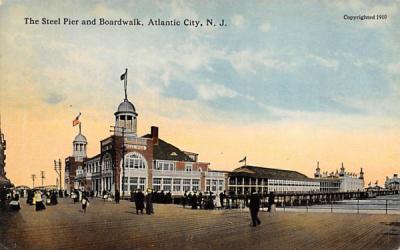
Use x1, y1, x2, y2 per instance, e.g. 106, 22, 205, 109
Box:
54, 159, 62, 191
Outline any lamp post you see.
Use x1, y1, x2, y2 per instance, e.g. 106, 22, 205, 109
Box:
54, 159, 62, 191
31, 174, 36, 188
40, 171, 45, 187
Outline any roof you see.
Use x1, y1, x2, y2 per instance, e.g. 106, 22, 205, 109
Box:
115, 99, 136, 114
73, 133, 87, 143
229, 165, 314, 181
142, 134, 194, 162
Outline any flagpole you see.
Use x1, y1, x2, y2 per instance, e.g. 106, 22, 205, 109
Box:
124, 68, 128, 101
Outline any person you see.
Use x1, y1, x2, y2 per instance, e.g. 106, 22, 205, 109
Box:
135, 189, 145, 214
165, 191, 172, 204
50, 191, 58, 205
215, 193, 222, 209
35, 190, 46, 211
268, 192, 275, 213
182, 191, 188, 208
145, 189, 154, 215
10, 191, 21, 211
81, 194, 90, 213
219, 191, 225, 209
191, 193, 198, 209
115, 189, 120, 204
102, 190, 107, 202
249, 192, 261, 227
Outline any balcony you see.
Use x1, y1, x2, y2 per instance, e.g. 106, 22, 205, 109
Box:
153, 170, 201, 178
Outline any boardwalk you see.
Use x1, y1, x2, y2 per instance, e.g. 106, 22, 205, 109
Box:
0, 198, 399, 250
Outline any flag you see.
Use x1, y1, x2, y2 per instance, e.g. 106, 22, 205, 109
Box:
120, 71, 126, 81
239, 156, 246, 163
72, 112, 81, 126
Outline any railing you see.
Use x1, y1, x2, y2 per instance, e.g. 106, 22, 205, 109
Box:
279, 198, 400, 214
218, 196, 400, 214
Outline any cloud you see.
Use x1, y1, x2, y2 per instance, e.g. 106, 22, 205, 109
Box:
43, 92, 66, 105
387, 62, 400, 75
231, 14, 244, 28
308, 54, 339, 70
228, 49, 297, 74
259, 22, 271, 32
196, 83, 238, 100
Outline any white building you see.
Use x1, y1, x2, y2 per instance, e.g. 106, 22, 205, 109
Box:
228, 165, 320, 195
385, 174, 400, 190
314, 162, 364, 192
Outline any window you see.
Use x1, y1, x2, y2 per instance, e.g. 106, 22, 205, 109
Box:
124, 152, 147, 169
183, 179, 191, 192
139, 177, 146, 191
123, 177, 129, 191
156, 161, 175, 171
129, 177, 138, 191
192, 179, 199, 192
185, 164, 192, 172
153, 178, 161, 191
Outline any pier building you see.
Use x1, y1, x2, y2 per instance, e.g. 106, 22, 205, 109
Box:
314, 162, 364, 192
228, 165, 320, 195
385, 174, 400, 190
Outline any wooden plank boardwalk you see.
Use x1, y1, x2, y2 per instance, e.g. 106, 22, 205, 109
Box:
0, 198, 399, 250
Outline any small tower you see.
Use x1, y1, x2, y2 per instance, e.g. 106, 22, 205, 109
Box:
73, 124, 87, 162
314, 161, 321, 178
339, 162, 345, 177
359, 167, 364, 180
115, 68, 138, 136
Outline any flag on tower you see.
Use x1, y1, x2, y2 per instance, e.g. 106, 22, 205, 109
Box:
72, 112, 81, 126
120, 70, 127, 81
239, 156, 246, 163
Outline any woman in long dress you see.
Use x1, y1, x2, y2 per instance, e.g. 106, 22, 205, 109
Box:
35, 191, 46, 211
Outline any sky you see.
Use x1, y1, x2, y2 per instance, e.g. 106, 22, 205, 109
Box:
0, 0, 399, 187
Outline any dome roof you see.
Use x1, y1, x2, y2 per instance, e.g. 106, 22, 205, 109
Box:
73, 133, 87, 143
116, 99, 137, 114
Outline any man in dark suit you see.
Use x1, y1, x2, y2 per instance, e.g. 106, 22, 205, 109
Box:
249, 192, 261, 227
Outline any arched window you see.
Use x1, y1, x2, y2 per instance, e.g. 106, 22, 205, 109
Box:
124, 152, 147, 169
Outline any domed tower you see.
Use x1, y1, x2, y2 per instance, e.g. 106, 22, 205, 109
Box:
314, 161, 321, 178
73, 130, 87, 162
114, 68, 138, 136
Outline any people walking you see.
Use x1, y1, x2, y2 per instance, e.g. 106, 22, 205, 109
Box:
145, 189, 154, 215
268, 192, 275, 214
249, 192, 261, 227
81, 194, 90, 213
191, 193, 198, 209
135, 189, 145, 214
10, 190, 21, 211
182, 191, 188, 208
115, 189, 120, 204
35, 190, 46, 211
219, 191, 225, 209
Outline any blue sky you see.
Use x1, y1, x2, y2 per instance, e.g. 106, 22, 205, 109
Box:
1, 0, 399, 126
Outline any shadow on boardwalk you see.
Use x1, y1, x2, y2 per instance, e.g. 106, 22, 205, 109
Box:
0, 198, 399, 250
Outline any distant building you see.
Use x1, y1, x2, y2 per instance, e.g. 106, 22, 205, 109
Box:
65, 73, 226, 196
314, 162, 364, 192
228, 165, 320, 195
0, 119, 11, 188
385, 174, 400, 190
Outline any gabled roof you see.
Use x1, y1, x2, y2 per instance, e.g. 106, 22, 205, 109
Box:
229, 165, 314, 181
142, 134, 194, 162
